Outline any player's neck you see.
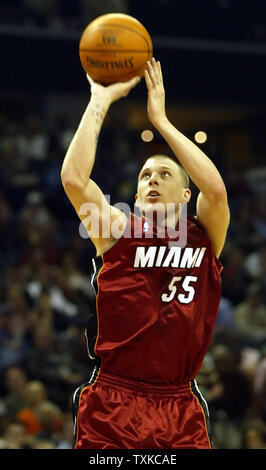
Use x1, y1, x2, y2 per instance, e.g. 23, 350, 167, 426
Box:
142, 210, 179, 229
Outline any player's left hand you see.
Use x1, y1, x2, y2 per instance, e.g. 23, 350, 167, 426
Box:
144, 58, 167, 127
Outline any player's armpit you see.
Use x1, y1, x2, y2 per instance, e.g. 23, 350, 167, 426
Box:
196, 191, 230, 259
62, 178, 127, 255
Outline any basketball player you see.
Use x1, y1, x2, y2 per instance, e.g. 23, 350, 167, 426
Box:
61, 58, 230, 449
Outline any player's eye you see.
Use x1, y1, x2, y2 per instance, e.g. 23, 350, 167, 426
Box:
141, 172, 150, 179
161, 171, 170, 177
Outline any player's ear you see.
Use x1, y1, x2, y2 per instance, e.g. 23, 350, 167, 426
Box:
135, 193, 139, 207
181, 188, 191, 203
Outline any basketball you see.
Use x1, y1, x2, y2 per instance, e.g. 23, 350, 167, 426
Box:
79, 13, 153, 85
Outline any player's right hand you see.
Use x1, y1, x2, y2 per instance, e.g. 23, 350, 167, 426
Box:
87, 74, 141, 104
144, 58, 166, 128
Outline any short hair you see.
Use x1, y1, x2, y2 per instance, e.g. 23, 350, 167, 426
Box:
140, 154, 190, 188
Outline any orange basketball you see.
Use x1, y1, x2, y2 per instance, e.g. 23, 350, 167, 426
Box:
79, 13, 153, 85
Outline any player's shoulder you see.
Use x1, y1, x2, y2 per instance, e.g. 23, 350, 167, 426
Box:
188, 215, 206, 232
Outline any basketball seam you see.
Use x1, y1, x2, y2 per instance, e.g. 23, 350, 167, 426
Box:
80, 23, 152, 54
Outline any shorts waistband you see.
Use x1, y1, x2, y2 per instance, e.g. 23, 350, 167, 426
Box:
97, 370, 194, 397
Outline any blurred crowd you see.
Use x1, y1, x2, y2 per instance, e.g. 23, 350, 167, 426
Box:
0, 102, 266, 450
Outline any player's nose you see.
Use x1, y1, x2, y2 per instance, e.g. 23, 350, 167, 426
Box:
149, 173, 159, 186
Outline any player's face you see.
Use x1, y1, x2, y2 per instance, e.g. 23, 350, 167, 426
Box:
136, 156, 190, 215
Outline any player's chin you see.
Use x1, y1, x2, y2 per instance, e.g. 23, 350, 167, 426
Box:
142, 201, 166, 215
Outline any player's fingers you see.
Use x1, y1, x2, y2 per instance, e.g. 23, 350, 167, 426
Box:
119, 76, 141, 97
152, 58, 163, 85
157, 60, 163, 82
127, 76, 141, 88
152, 57, 160, 75
146, 60, 158, 86
144, 69, 153, 90
121, 76, 141, 95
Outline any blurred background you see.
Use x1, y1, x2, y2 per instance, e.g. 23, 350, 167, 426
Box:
0, 0, 266, 450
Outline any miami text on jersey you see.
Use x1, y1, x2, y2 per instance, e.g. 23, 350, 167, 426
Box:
133, 246, 206, 268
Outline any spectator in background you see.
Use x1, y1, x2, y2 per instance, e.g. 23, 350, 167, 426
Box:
56, 413, 74, 449
59, 252, 95, 326
0, 306, 30, 375
0, 366, 28, 421
0, 422, 30, 449
34, 400, 63, 446
29, 267, 79, 329
60, 252, 94, 301
234, 282, 266, 347
16, 380, 47, 435
214, 296, 236, 337
16, 114, 49, 166
207, 344, 253, 448
31, 438, 56, 449
51, 114, 75, 155
0, 139, 39, 209
241, 419, 266, 449
24, 260, 82, 331
18, 190, 62, 266
26, 324, 85, 410
26, 288, 54, 331
244, 240, 266, 284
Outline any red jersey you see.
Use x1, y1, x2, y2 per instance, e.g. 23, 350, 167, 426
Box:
86, 212, 222, 385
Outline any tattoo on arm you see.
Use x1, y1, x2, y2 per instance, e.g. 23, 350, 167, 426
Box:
91, 103, 107, 125
90, 103, 107, 144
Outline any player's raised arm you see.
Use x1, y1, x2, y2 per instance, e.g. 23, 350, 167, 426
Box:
61, 75, 140, 255
144, 58, 230, 258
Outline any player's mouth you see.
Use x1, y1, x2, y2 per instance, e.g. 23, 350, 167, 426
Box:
147, 190, 161, 199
